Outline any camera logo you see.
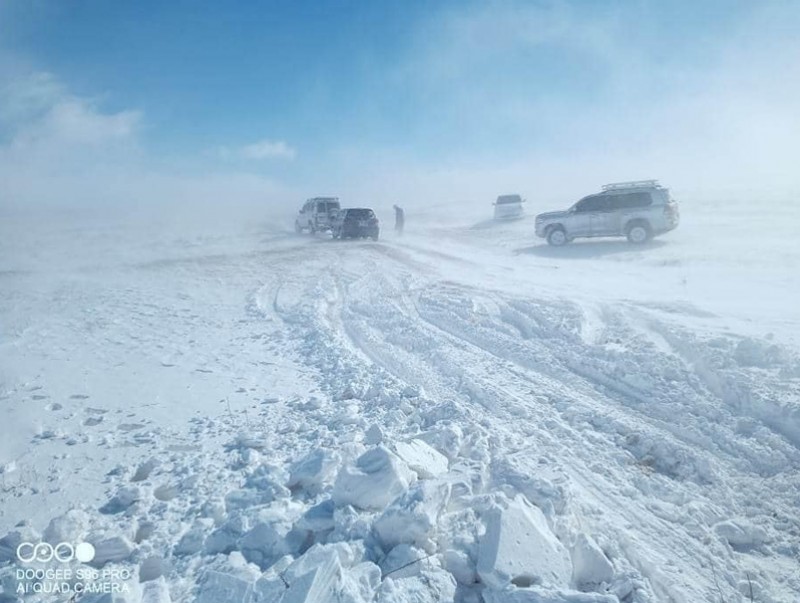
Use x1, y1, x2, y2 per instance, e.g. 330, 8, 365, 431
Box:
16, 542, 96, 564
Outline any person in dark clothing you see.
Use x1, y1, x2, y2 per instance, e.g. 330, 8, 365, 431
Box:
393, 204, 405, 235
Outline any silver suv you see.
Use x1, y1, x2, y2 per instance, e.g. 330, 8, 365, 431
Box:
535, 180, 680, 246
295, 197, 341, 233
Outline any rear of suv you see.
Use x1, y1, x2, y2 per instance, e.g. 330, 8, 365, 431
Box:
331, 208, 380, 240
295, 197, 341, 234
535, 180, 679, 246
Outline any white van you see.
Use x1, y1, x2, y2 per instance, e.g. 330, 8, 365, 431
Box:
493, 194, 524, 220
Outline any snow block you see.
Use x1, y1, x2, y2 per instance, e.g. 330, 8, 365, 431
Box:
340, 562, 382, 603
99, 486, 142, 514
205, 516, 249, 555
195, 570, 254, 603
482, 586, 620, 603
571, 534, 613, 590
88, 535, 135, 568
443, 548, 477, 586
0, 526, 40, 564
394, 439, 449, 479
43, 509, 90, 544
380, 544, 429, 579
282, 550, 342, 603
141, 576, 171, 603
714, 519, 767, 549
225, 487, 284, 512
374, 480, 451, 552
239, 522, 285, 569
139, 555, 166, 582
333, 446, 415, 511
288, 449, 341, 495
175, 524, 207, 556
295, 499, 336, 533
283, 542, 366, 584
376, 567, 456, 603
364, 424, 384, 446
477, 495, 571, 590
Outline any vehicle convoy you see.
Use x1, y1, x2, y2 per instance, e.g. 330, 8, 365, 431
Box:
295, 197, 340, 233
493, 194, 524, 220
331, 208, 380, 240
535, 180, 680, 246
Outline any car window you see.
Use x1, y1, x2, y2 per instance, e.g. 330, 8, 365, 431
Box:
616, 192, 652, 209
574, 195, 602, 212
345, 209, 374, 219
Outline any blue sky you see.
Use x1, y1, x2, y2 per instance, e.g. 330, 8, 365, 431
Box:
1, 0, 798, 207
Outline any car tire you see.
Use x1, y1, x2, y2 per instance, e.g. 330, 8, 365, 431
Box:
371, 232, 379, 241
547, 227, 568, 246
626, 221, 652, 244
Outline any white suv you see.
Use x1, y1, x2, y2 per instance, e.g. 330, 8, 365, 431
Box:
295, 197, 341, 233
535, 180, 680, 246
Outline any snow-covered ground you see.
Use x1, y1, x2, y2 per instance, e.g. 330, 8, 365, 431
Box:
1, 196, 798, 603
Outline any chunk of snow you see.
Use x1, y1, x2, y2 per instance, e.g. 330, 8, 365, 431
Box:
332, 446, 415, 510
43, 509, 90, 544
477, 495, 572, 590
571, 534, 613, 589
417, 423, 464, 461
99, 486, 142, 514
195, 570, 254, 603
139, 555, 166, 582
282, 550, 343, 603
205, 516, 249, 555
376, 566, 456, 603
0, 526, 41, 564
294, 499, 336, 533
141, 576, 171, 603
394, 439, 449, 479
174, 524, 208, 556
380, 544, 430, 579
714, 519, 768, 548
482, 585, 620, 602
365, 424, 384, 446
288, 448, 341, 495
239, 522, 285, 569
443, 548, 477, 585
340, 562, 382, 603
374, 480, 451, 552
131, 458, 159, 482
88, 535, 135, 567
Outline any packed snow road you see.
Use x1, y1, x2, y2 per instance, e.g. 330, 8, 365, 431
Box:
0, 203, 798, 603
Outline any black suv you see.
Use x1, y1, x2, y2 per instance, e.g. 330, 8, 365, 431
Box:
331, 208, 380, 241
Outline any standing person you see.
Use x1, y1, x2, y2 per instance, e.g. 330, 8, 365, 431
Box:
393, 204, 405, 236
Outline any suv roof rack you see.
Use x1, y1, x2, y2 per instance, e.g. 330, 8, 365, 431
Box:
601, 180, 660, 191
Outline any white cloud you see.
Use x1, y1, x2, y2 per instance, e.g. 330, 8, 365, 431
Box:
217, 139, 297, 161
0, 72, 294, 210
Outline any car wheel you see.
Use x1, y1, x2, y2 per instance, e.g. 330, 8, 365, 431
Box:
547, 227, 568, 246
626, 222, 652, 244
371, 232, 379, 241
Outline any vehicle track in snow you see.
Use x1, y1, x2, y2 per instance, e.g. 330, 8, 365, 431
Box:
253, 233, 800, 602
